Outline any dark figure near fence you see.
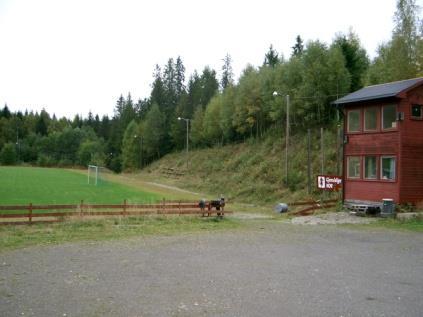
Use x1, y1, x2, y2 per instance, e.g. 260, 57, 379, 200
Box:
210, 197, 225, 211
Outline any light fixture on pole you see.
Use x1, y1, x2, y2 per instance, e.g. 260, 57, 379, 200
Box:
178, 117, 190, 169
273, 91, 290, 186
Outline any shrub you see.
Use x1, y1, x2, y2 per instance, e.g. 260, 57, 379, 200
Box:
0, 143, 17, 165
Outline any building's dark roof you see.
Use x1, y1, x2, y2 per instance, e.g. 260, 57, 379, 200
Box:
334, 77, 423, 105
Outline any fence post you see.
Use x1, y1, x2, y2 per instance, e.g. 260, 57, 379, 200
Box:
80, 200, 84, 218
123, 199, 127, 217
162, 198, 166, 215
29, 203, 32, 224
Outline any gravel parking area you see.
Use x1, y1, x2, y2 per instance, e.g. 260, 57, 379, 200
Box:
1, 222, 422, 317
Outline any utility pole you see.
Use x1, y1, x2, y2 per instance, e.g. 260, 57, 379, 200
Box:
286, 94, 290, 185
178, 117, 190, 169
272, 91, 290, 186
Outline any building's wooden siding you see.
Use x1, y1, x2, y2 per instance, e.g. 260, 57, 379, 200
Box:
345, 179, 399, 202
399, 87, 423, 204
343, 103, 400, 202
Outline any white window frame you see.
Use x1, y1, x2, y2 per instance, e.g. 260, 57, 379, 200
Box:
380, 156, 396, 181
347, 156, 361, 179
347, 109, 361, 133
364, 107, 378, 131
364, 156, 377, 179
382, 104, 397, 130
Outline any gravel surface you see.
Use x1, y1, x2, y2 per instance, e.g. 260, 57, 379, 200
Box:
1, 222, 422, 317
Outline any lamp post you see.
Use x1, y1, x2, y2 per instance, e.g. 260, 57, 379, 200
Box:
273, 91, 290, 186
178, 117, 190, 169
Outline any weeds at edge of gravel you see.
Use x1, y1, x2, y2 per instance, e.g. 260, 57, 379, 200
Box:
0, 216, 242, 252
340, 217, 423, 232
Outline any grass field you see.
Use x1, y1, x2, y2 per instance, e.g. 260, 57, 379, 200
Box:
0, 216, 241, 251
0, 166, 162, 205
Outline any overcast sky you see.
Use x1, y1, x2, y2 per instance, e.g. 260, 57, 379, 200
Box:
0, 0, 411, 119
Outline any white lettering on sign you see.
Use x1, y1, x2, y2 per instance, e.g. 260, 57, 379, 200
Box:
317, 175, 342, 191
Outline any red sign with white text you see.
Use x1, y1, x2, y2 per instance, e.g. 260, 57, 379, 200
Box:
317, 175, 342, 191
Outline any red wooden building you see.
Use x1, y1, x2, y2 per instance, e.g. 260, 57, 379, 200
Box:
334, 77, 423, 207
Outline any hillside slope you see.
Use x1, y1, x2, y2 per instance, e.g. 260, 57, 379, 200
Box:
140, 128, 342, 205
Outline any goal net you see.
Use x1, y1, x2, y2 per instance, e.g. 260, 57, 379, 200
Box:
87, 165, 105, 185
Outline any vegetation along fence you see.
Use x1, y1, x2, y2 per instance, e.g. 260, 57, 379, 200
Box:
0, 200, 231, 225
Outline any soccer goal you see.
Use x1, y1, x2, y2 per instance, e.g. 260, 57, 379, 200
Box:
87, 165, 104, 185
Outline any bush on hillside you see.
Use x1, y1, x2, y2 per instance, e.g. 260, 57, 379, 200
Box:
0, 143, 17, 165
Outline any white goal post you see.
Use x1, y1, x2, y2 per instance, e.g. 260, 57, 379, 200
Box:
87, 165, 104, 185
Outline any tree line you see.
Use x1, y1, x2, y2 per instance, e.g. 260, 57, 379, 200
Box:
1, 0, 421, 172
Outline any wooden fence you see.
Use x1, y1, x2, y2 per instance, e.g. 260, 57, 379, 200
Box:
0, 200, 230, 225
289, 199, 338, 216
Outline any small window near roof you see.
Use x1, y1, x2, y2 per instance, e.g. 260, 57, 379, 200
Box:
411, 104, 422, 119
348, 110, 360, 132
364, 108, 377, 131
382, 104, 397, 129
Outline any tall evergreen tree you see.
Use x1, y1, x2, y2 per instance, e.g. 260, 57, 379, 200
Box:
175, 56, 186, 98
263, 44, 279, 67
292, 35, 304, 57
200, 66, 219, 107
143, 103, 165, 160
221, 54, 234, 90
333, 31, 369, 91
121, 120, 140, 170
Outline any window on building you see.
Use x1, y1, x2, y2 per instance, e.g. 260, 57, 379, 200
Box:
382, 104, 397, 129
364, 108, 378, 131
411, 104, 422, 119
364, 156, 377, 179
381, 156, 396, 180
348, 110, 360, 132
347, 156, 361, 178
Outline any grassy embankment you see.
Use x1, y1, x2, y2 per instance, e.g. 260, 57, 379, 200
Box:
139, 127, 342, 207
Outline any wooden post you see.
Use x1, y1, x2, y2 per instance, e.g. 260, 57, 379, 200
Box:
123, 199, 127, 217
29, 203, 33, 224
320, 127, 324, 175
320, 128, 325, 201
307, 129, 311, 195
80, 200, 84, 218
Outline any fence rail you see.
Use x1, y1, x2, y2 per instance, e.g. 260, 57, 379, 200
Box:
289, 199, 338, 216
0, 200, 230, 225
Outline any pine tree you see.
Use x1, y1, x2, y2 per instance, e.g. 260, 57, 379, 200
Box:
333, 31, 369, 91
292, 35, 304, 57
143, 103, 165, 160
175, 56, 186, 98
221, 54, 234, 90
122, 120, 139, 170
200, 67, 219, 107
263, 44, 279, 67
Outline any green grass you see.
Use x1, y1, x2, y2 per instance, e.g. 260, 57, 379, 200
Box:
0, 216, 241, 252
0, 166, 161, 205
364, 218, 423, 232
141, 127, 341, 205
